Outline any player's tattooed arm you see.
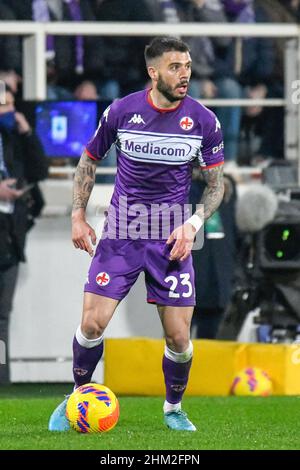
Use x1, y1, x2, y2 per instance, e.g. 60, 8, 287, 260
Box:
72, 150, 97, 214
197, 164, 225, 221
72, 150, 97, 256
167, 164, 224, 262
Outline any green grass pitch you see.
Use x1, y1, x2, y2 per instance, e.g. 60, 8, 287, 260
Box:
0, 384, 300, 450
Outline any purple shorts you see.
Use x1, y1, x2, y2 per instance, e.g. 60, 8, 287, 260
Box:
84, 238, 195, 307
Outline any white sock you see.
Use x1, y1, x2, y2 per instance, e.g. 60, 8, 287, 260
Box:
163, 400, 181, 414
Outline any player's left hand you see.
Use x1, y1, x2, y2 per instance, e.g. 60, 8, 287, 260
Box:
166, 223, 196, 262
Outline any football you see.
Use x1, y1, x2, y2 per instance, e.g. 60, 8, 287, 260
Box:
230, 367, 273, 396
66, 383, 120, 433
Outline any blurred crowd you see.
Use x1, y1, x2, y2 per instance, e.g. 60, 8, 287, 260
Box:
0, 0, 299, 165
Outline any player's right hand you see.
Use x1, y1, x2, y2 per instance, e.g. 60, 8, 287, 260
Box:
72, 218, 97, 257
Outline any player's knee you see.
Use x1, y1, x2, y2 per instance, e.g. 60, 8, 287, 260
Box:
165, 332, 190, 353
81, 318, 104, 339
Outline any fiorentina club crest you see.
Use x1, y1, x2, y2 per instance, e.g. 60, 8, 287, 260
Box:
96, 272, 110, 286
179, 116, 194, 131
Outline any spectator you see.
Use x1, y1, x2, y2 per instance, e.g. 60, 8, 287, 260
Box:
190, 173, 239, 339
144, 0, 243, 163
245, 0, 296, 163
94, 0, 154, 97
173, 0, 244, 163
7, 0, 104, 98
171, 0, 231, 100
0, 1, 21, 74
279, 0, 300, 20
0, 70, 21, 97
73, 80, 99, 100
0, 86, 48, 384
216, 0, 275, 164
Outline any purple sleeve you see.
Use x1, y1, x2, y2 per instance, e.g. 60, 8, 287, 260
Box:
85, 103, 118, 161
198, 110, 224, 169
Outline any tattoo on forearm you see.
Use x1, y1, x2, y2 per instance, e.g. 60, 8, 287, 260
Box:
72, 151, 97, 211
197, 165, 224, 220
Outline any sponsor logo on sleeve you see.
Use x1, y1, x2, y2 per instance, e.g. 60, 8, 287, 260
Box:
212, 141, 224, 154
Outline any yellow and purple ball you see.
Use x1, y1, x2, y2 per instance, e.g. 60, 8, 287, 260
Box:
66, 383, 120, 433
230, 367, 273, 396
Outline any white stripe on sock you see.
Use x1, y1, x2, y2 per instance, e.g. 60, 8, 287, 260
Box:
75, 326, 104, 349
164, 341, 193, 363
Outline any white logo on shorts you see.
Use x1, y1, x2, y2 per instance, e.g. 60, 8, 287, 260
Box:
96, 272, 110, 286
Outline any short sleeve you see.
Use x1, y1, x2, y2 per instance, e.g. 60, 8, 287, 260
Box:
198, 111, 224, 169
85, 102, 118, 161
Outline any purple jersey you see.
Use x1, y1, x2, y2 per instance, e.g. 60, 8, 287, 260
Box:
86, 89, 224, 239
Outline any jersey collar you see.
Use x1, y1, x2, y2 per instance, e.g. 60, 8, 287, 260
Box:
146, 89, 183, 113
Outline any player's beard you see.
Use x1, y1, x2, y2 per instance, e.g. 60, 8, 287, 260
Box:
157, 74, 188, 103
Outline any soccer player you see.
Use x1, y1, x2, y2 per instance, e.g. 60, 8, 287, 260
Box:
48, 36, 224, 432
